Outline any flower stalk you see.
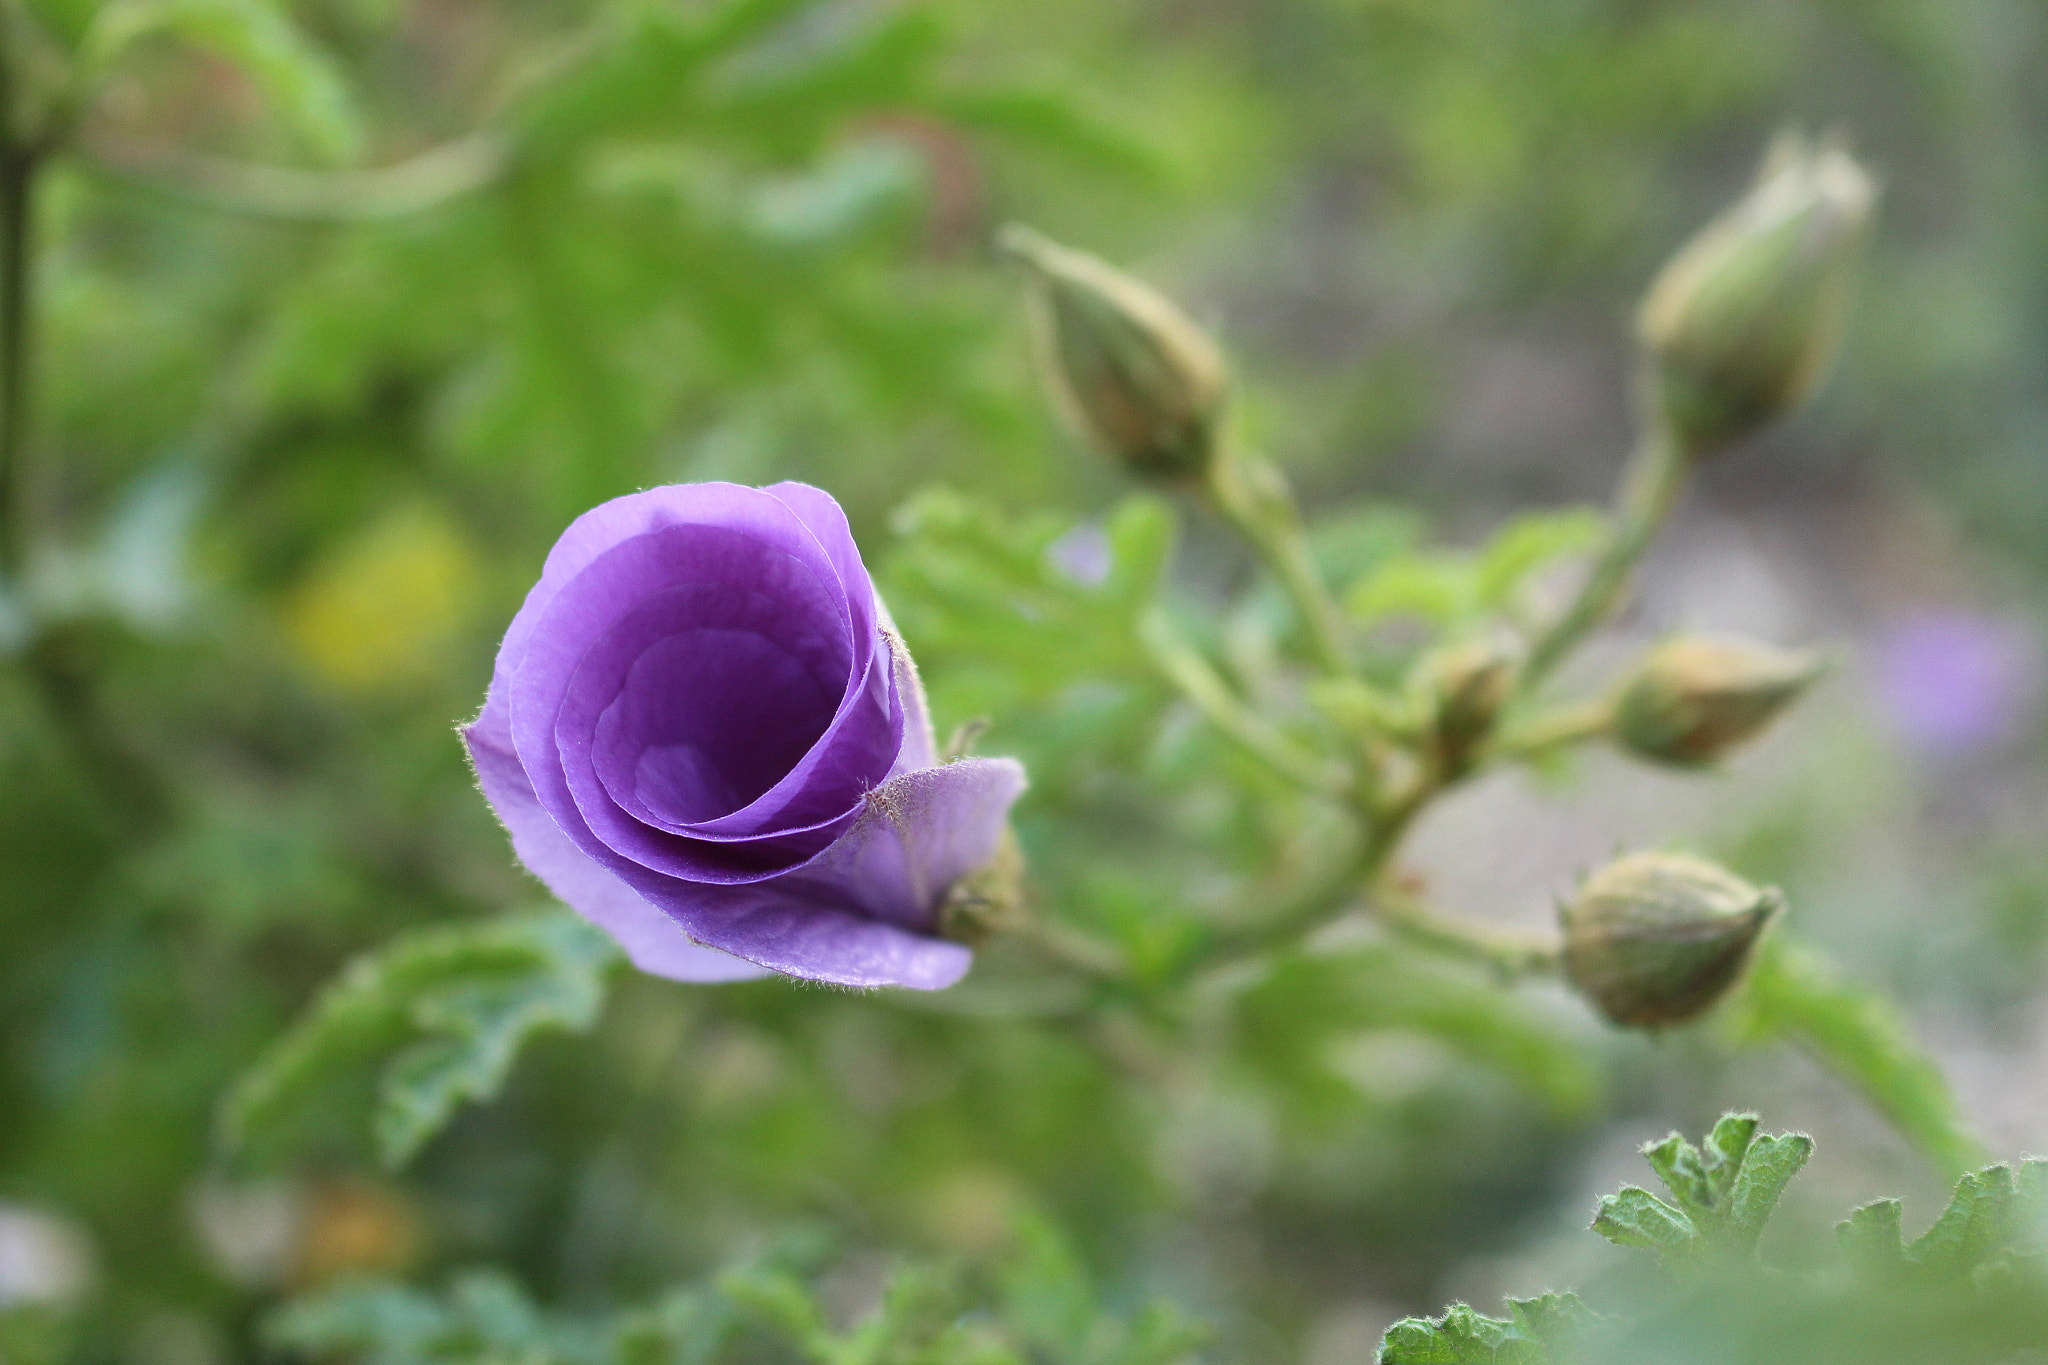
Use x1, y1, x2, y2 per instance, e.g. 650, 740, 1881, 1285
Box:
1517, 421, 1689, 697
1205, 445, 1356, 681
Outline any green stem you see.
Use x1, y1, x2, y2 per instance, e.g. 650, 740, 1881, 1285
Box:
1489, 697, 1614, 764
1518, 423, 1688, 697
1205, 446, 1354, 680
0, 138, 34, 580
1373, 885, 1561, 981
1007, 914, 1129, 985
1141, 610, 1351, 798
1194, 776, 1422, 972
83, 132, 506, 222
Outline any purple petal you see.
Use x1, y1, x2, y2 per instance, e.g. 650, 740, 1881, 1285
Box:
627, 758, 1024, 988
876, 596, 937, 776
651, 886, 974, 990
462, 709, 768, 983
797, 758, 1028, 928
505, 496, 902, 885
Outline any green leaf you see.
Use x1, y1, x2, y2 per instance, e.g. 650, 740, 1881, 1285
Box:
222, 907, 620, 1167
1504, 1293, 1597, 1353
1642, 1131, 1715, 1218
83, 0, 364, 162
1346, 551, 1475, 627
1734, 936, 1987, 1180
718, 1268, 834, 1360
1234, 945, 1601, 1122
1632, 1114, 1805, 1252
1836, 1198, 1907, 1269
881, 490, 1170, 719
931, 88, 1167, 184
1723, 1131, 1813, 1250
1591, 1186, 1698, 1260
1342, 509, 1602, 633
1376, 1297, 1592, 1365
1702, 1113, 1760, 1199
1473, 509, 1605, 609
1377, 1303, 1520, 1364
1907, 1164, 2018, 1274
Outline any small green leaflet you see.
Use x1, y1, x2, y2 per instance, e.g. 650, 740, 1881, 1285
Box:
1591, 1113, 1811, 1262
1377, 1293, 1598, 1364
269, 1218, 1206, 1365
222, 906, 620, 1167
1836, 1156, 2048, 1277
1345, 509, 1603, 631
1386, 1115, 2048, 1365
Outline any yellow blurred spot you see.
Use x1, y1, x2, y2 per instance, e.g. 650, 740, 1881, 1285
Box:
292, 1176, 421, 1288
283, 503, 481, 694
915, 1166, 1025, 1257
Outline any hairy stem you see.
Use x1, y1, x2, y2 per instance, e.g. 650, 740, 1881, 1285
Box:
84, 132, 507, 222
1142, 610, 1351, 798
1519, 423, 1688, 697
1205, 446, 1354, 680
1489, 697, 1614, 765
1372, 884, 1560, 980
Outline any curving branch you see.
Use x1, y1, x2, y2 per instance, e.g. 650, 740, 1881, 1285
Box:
81, 129, 509, 221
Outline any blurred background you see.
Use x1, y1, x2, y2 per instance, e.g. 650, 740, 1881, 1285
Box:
2, 0, 2046, 1361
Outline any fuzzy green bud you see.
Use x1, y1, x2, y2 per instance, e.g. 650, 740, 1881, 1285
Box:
1639, 134, 1876, 456
1561, 852, 1780, 1028
1001, 224, 1228, 482
1614, 634, 1823, 767
1418, 640, 1515, 777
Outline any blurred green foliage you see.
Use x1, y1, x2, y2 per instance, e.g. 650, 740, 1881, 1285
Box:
3, 2, 2046, 1365
1384, 1117, 2048, 1364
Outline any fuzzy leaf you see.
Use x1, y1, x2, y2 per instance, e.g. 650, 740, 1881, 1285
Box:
1592, 1186, 1698, 1260
1702, 1113, 1760, 1200
1377, 1303, 1521, 1364
1643, 1132, 1716, 1218
1504, 1293, 1598, 1352
1836, 1198, 1907, 1269
1908, 1163, 2017, 1274
223, 907, 619, 1167
1723, 1131, 1814, 1249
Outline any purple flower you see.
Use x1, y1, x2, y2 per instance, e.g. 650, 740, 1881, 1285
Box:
463, 482, 1024, 990
1876, 610, 2037, 755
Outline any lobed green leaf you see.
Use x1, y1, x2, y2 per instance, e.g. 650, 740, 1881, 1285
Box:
222, 906, 620, 1167
1591, 1186, 1698, 1260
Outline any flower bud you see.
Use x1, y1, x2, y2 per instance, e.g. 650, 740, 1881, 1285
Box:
1001, 224, 1228, 482
1614, 634, 1823, 767
1638, 134, 1876, 456
1561, 852, 1780, 1028
1418, 639, 1515, 776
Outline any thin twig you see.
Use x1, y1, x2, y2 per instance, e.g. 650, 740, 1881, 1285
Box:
1372, 884, 1561, 981
1205, 446, 1355, 681
1141, 610, 1351, 798
1518, 423, 1688, 697
1488, 697, 1614, 765
83, 131, 508, 222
